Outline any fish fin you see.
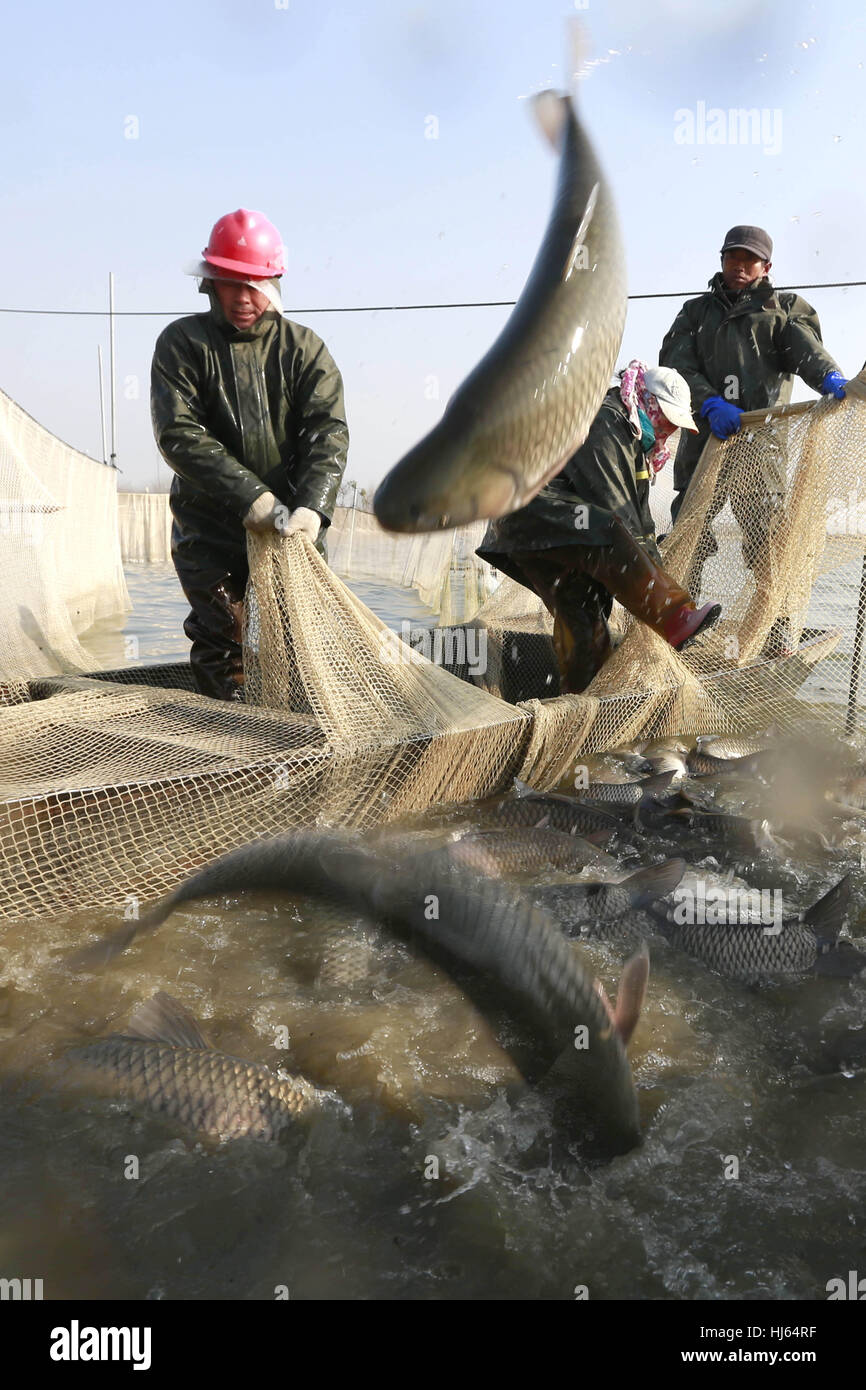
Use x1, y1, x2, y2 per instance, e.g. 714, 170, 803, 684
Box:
594, 977, 616, 1031
125, 992, 211, 1050
813, 939, 866, 978
803, 874, 854, 944
534, 813, 552, 830
622, 858, 687, 907
640, 770, 677, 796
513, 777, 534, 798
613, 949, 650, 1045
531, 90, 571, 152
584, 828, 614, 845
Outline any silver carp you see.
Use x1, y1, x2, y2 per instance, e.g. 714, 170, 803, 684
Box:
373, 82, 626, 532
63, 993, 332, 1141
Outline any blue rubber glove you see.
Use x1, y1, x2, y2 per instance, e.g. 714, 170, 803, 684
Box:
700, 395, 744, 439
821, 370, 847, 400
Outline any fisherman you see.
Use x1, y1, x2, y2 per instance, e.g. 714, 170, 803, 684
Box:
476, 363, 721, 694
151, 208, 349, 701
659, 224, 847, 566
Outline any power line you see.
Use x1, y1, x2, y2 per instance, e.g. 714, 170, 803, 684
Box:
0, 280, 864, 317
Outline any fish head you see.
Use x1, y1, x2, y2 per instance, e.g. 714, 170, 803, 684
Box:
373, 410, 518, 533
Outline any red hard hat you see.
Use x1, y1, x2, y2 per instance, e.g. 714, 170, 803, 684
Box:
202, 209, 286, 278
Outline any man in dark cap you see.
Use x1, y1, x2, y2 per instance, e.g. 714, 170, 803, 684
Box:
660, 225, 847, 530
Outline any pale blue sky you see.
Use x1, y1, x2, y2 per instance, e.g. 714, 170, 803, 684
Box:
1, 0, 863, 504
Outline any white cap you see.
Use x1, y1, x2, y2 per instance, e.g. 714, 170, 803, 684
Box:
643, 365, 698, 433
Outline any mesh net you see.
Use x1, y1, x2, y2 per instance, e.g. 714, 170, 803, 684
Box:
118, 497, 496, 628
1, 376, 865, 922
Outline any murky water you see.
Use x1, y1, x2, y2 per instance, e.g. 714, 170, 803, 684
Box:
1, 566, 865, 1300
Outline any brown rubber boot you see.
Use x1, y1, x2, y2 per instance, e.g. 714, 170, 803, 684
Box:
569, 518, 722, 649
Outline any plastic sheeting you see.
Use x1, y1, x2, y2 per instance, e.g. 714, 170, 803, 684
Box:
0, 388, 130, 679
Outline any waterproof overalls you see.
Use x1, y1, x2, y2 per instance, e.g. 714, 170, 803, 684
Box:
477, 389, 697, 693
151, 289, 348, 699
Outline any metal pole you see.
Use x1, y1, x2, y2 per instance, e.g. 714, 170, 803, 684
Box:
346, 480, 358, 573
846, 550, 866, 735
109, 271, 117, 469
97, 345, 108, 464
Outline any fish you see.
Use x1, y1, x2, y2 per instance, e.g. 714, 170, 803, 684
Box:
483, 780, 633, 841
685, 749, 776, 778
530, 860, 686, 942
576, 771, 678, 807
371, 858, 647, 1151
68, 832, 644, 1153
695, 730, 778, 760
317, 927, 377, 989
445, 827, 619, 877
62, 993, 332, 1141
655, 807, 784, 854
653, 875, 866, 985
373, 60, 626, 532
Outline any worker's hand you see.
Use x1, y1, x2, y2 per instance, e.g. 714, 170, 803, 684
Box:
281, 506, 321, 543
700, 395, 743, 440
821, 371, 847, 401
242, 491, 290, 534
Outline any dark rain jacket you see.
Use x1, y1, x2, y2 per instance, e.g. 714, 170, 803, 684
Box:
151, 289, 349, 585
477, 388, 660, 588
659, 272, 839, 491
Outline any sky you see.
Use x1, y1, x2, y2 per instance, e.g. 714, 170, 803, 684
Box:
1, 0, 864, 513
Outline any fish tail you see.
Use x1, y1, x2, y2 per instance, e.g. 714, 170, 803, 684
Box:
613, 949, 650, 1045
622, 859, 687, 908
532, 90, 572, 152
803, 874, 854, 945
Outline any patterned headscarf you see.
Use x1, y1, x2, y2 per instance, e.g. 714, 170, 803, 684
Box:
617, 359, 678, 475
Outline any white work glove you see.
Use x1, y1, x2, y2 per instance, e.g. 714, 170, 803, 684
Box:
281, 506, 321, 543
242, 491, 290, 535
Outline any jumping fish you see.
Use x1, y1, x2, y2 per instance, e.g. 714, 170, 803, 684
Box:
373, 53, 626, 532
68, 832, 645, 1153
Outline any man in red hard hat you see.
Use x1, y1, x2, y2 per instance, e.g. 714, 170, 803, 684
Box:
151, 209, 349, 700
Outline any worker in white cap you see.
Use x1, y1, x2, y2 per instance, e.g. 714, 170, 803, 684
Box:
477, 361, 722, 693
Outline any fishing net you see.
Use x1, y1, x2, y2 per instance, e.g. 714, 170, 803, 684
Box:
118, 497, 496, 629
0, 375, 865, 922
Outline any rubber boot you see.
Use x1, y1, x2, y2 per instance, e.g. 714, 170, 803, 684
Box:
182, 576, 247, 701
575, 518, 722, 651
662, 601, 723, 649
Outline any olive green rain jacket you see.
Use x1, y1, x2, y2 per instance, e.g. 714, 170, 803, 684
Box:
477, 388, 660, 590
659, 272, 840, 492
151, 287, 349, 583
